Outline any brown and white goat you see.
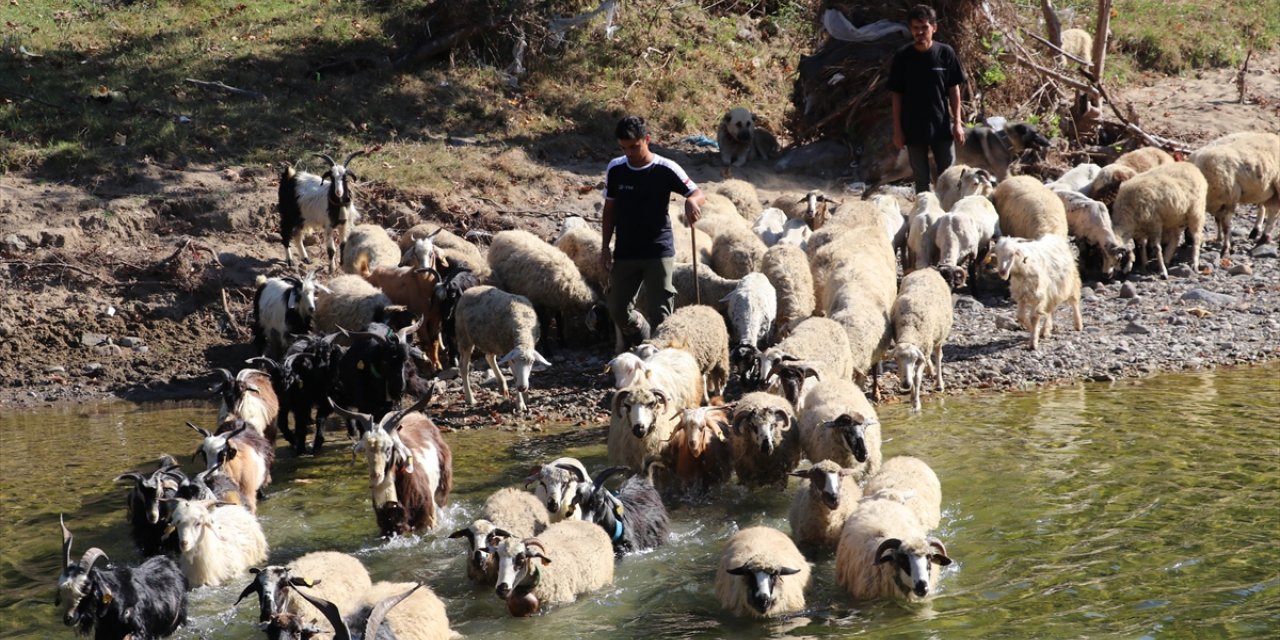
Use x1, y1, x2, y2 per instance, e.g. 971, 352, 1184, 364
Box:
214, 367, 280, 443
331, 391, 454, 538
358, 236, 446, 373
664, 405, 735, 493
188, 421, 274, 514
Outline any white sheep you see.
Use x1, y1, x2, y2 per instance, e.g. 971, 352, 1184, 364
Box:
990, 235, 1083, 350
889, 268, 953, 412
862, 455, 943, 531
1051, 187, 1128, 277
756, 316, 853, 402
493, 520, 615, 616
715, 526, 811, 618
788, 460, 862, 548
358, 580, 454, 640
644, 304, 731, 399
487, 229, 601, 346
1083, 147, 1174, 205
761, 244, 815, 330
796, 378, 881, 477
605, 351, 649, 389
728, 392, 802, 488
992, 176, 1069, 239
1045, 163, 1102, 192
935, 164, 996, 210
449, 488, 550, 584
455, 285, 550, 414
341, 224, 401, 274
1060, 28, 1093, 64
751, 206, 789, 246
1111, 161, 1208, 278
907, 192, 946, 270
608, 347, 703, 473
555, 217, 609, 292
836, 497, 952, 601
312, 274, 404, 335
720, 273, 777, 381
1189, 131, 1280, 255
277, 152, 362, 271
692, 192, 752, 240
932, 194, 1000, 287
710, 225, 768, 279
169, 499, 268, 588
669, 213, 715, 265
712, 178, 764, 220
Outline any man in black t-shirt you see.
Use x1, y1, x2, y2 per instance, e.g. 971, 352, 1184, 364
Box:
600, 116, 706, 347
889, 4, 967, 193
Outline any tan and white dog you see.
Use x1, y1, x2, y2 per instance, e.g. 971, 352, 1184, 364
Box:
717, 107, 779, 167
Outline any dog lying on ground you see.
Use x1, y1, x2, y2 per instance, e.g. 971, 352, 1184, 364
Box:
717, 107, 780, 167
956, 121, 1052, 180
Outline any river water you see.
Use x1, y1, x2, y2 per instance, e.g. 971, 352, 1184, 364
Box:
2, 363, 1277, 639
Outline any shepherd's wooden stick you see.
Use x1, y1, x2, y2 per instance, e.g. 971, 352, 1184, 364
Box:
184, 78, 266, 101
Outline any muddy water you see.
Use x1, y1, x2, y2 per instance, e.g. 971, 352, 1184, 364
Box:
2, 364, 1278, 639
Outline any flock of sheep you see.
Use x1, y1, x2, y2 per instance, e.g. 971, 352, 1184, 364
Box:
53, 128, 1279, 639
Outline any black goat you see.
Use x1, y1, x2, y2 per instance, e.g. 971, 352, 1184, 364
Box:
56, 516, 188, 640
276, 333, 346, 454
433, 266, 481, 368
332, 321, 419, 426
574, 465, 670, 556
114, 457, 184, 557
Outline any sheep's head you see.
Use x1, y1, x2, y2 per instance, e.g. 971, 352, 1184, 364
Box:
891, 343, 928, 393
822, 413, 878, 462
527, 457, 589, 519
790, 460, 856, 510
875, 536, 952, 599
56, 516, 111, 631
989, 237, 1024, 280
168, 498, 217, 554
732, 405, 793, 455
498, 346, 551, 394
959, 167, 996, 198
613, 386, 671, 439
766, 359, 823, 406
802, 190, 833, 228
725, 561, 802, 615
449, 519, 510, 581
605, 352, 648, 389
188, 421, 247, 472
493, 537, 551, 603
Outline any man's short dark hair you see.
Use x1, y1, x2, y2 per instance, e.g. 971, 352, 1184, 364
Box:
615, 115, 648, 141
908, 4, 937, 24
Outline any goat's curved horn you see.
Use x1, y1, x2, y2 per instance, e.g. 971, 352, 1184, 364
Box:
114, 472, 145, 484
552, 462, 588, 483
590, 465, 631, 490
214, 368, 235, 385
327, 398, 372, 424
186, 421, 213, 438
286, 583, 350, 640
382, 388, 435, 432
395, 317, 422, 343
78, 547, 108, 572
364, 583, 419, 639
313, 153, 337, 168
245, 356, 280, 376
341, 150, 366, 167
60, 514, 73, 568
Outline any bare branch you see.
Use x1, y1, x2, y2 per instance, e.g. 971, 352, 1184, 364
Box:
184, 78, 267, 101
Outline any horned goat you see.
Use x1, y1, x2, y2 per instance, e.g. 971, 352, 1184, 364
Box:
278, 151, 363, 271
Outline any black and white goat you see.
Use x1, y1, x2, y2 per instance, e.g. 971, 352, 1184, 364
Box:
259, 583, 423, 640
278, 151, 364, 271
56, 516, 188, 640
252, 272, 325, 359
572, 465, 670, 556
114, 457, 184, 557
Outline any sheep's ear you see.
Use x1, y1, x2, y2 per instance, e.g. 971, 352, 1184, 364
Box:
289, 576, 318, 588
927, 537, 951, 565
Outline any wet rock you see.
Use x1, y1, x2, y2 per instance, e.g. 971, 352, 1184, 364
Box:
1119, 282, 1138, 298
1122, 321, 1153, 335
119, 336, 144, 348
80, 332, 111, 347
1168, 264, 1195, 278
2, 234, 27, 253
1180, 289, 1238, 307
1250, 244, 1278, 258
1081, 287, 1097, 301
1228, 263, 1253, 276
953, 294, 983, 310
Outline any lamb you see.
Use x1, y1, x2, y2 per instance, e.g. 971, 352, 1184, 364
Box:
1083, 147, 1174, 205
188, 421, 273, 514
788, 461, 862, 547
312, 274, 408, 336
57, 516, 188, 640
492, 520, 615, 616
1051, 187, 1128, 277
664, 405, 735, 493
526, 457, 591, 522
862, 456, 943, 531
719, 273, 777, 386
728, 392, 802, 488
574, 465, 671, 555
714, 526, 810, 618
608, 347, 703, 473
168, 498, 269, 587
906, 192, 946, 270
992, 175, 1069, 239
934, 164, 996, 210
710, 225, 768, 279
455, 285, 551, 414
341, 224, 400, 274
889, 268, 953, 412
252, 272, 321, 359
448, 488, 550, 584
989, 235, 1083, 349
643, 303, 731, 398
277, 152, 363, 271
712, 178, 764, 220
761, 243, 815, 332
213, 367, 280, 443
554, 217, 609, 291
1111, 161, 1208, 278
835, 497, 952, 601
359, 249, 446, 372
796, 378, 882, 477
332, 392, 453, 537
1060, 28, 1093, 64
1189, 131, 1280, 255
235, 551, 372, 629
486, 229, 603, 348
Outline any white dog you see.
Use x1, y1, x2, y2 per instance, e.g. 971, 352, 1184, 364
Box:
717, 107, 779, 167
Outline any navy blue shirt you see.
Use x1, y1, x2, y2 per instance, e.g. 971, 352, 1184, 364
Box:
604, 155, 697, 259
888, 42, 966, 145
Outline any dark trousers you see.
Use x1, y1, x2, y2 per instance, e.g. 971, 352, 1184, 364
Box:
607, 257, 675, 338
907, 137, 956, 194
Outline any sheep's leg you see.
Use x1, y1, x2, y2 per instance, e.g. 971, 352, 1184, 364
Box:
1029, 315, 1043, 350
459, 345, 476, 406
1153, 241, 1169, 280
933, 343, 945, 392
1071, 295, 1084, 331
1043, 309, 1054, 338
1254, 198, 1279, 247
1215, 207, 1233, 257
911, 373, 922, 413
486, 354, 510, 397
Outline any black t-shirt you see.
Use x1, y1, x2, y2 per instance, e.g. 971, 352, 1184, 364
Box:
604, 155, 697, 259
888, 41, 966, 145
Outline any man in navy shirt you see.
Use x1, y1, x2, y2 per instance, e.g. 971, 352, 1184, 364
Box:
600, 116, 705, 347
889, 4, 967, 193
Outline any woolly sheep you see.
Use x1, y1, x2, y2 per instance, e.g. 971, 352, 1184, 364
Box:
933, 194, 1001, 288
644, 304, 731, 398
341, 224, 401, 274
710, 225, 768, 279
1083, 147, 1174, 205
1190, 131, 1280, 255
448, 488, 550, 584
796, 378, 882, 477
1060, 28, 1093, 63
357, 580, 454, 640
990, 235, 1083, 349
907, 192, 946, 270
1111, 161, 1208, 278
889, 268, 953, 412
455, 285, 550, 414
493, 520, 615, 616
169, 499, 268, 588
313, 274, 405, 335
691, 192, 751, 241
608, 347, 704, 472
720, 273, 777, 385
1051, 187, 1128, 277
752, 206, 789, 246
1045, 163, 1102, 192
487, 229, 602, 346
755, 316, 853, 400
788, 460, 862, 548
862, 456, 943, 531
817, 224, 897, 392
935, 164, 996, 211
993, 176, 1069, 239
554, 218, 609, 291
1116, 146, 1176, 173
728, 392, 801, 488
762, 244, 815, 330
712, 178, 764, 220
715, 526, 811, 618
670, 214, 715, 265
835, 497, 952, 601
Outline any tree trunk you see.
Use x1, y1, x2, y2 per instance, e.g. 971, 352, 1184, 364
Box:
1041, 0, 1063, 62
1091, 0, 1112, 84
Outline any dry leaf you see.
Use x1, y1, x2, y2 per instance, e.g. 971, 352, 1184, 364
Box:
1187, 308, 1212, 318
